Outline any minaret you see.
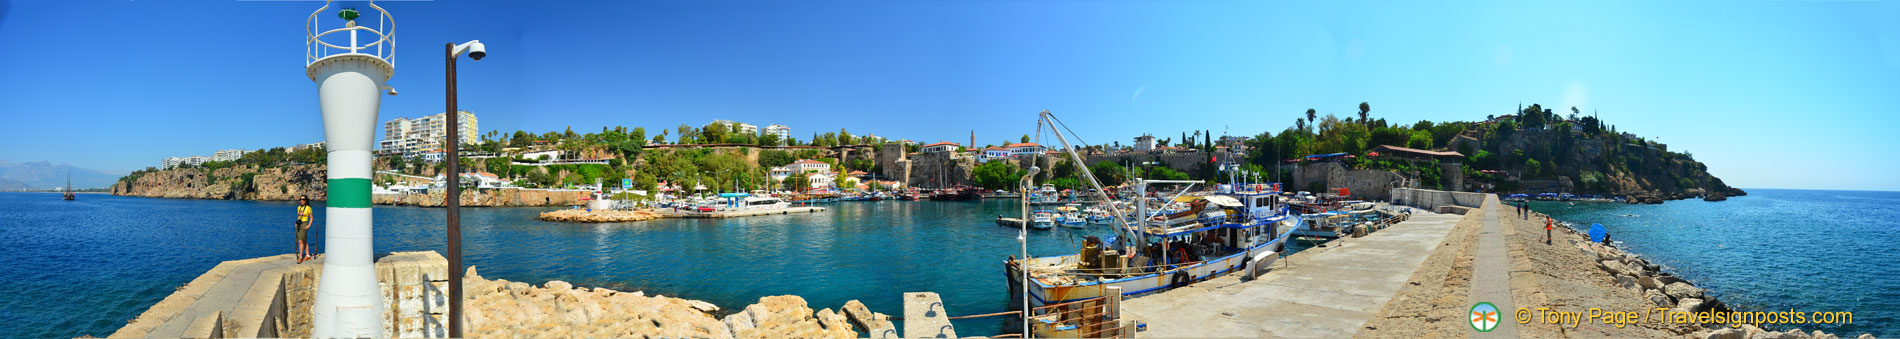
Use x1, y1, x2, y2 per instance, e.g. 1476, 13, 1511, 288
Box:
304, 2, 395, 336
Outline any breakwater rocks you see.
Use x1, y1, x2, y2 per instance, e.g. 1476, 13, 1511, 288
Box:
461, 267, 880, 338
1566, 228, 1874, 339
536, 209, 662, 222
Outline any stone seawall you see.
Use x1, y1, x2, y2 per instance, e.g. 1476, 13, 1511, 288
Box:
1389, 188, 1487, 212
372, 188, 592, 207
1293, 162, 1409, 200
1081, 152, 1214, 176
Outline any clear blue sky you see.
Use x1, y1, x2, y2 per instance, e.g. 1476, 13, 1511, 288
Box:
2, 0, 1897, 191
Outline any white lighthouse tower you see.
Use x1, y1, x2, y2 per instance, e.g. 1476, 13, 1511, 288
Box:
305, 1, 395, 336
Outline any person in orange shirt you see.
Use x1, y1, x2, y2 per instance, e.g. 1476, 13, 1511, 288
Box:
1545, 216, 1554, 245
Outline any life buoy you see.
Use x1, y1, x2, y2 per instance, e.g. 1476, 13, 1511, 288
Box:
1170, 271, 1192, 288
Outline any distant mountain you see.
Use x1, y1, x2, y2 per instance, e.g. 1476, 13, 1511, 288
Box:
0, 178, 27, 190
0, 161, 125, 189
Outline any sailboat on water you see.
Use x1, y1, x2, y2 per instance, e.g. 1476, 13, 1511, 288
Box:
63, 174, 76, 200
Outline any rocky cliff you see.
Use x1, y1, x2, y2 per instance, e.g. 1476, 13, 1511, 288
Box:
1454, 122, 1747, 200
111, 164, 326, 200
110, 164, 592, 206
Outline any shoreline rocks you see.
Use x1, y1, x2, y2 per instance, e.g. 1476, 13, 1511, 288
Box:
536, 209, 663, 222
1563, 220, 1875, 339
461, 266, 865, 339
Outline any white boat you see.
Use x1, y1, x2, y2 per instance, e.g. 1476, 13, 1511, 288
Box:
1030, 210, 1056, 230
1030, 184, 1063, 205
741, 196, 791, 210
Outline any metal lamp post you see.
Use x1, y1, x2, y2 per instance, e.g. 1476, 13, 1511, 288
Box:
444, 39, 486, 338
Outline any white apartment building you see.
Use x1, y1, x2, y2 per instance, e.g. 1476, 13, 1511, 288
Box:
764, 124, 791, 139
711, 119, 758, 135
211, 149, 248, 162
162, 156, 209, 169
380, 111, 478, 157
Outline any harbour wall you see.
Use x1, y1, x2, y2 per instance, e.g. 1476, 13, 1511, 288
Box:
372, 188, 592, 207
1294, 162, 1407, 200
1080, 152, 1214, 177
1388, 188, 1487, 214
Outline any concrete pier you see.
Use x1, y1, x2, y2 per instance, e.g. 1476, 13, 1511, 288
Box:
1117, 208, 1467, 338
652, 206, 827, 218
113, 252, 449, 338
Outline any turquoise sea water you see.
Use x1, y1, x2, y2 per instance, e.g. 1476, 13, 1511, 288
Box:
0, 192, 1131, 338
12, 190, 1889, 337
1531, 189, 1899, 337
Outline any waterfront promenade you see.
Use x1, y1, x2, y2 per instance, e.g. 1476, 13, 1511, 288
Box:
1118, 207, 1466, 337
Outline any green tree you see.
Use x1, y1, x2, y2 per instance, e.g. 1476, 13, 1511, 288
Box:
1088, 161, 1127, 186
1020, 134, 1031, 144
1406, 131, 1434, 149
1144, 166, 1190, 181
971, 161, 1023, 190
1369, 127, 1413, 150
1520, 103, 1546, 129
1358, 102, 1372, 129
758, 150, 796, 168
781, 175, 811, 191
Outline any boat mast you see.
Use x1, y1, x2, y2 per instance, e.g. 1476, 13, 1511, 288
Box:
1037, 110, 1146, 247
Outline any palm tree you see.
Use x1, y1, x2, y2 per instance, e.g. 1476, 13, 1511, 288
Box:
1295, 118, 1307, 132
1358, 102, 1371, 129
1305, 108, 1317, 127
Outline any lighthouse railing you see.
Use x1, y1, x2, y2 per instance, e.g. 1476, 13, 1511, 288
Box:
306, 0, 395, 67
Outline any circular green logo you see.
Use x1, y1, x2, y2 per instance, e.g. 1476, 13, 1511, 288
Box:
1469, 302, 1499, 332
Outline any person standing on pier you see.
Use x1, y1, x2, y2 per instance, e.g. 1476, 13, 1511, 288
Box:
296, 195, 315, 263
1545, 216, 1554, 245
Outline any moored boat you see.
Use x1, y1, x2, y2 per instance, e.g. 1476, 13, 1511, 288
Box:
1006, 180, 1296, 309
929, 186, 983, 201
1030, 210, 1056, 230
1001, 110, 1300, 337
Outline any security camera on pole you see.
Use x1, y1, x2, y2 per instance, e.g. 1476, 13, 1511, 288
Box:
304, 1, 396, 336
444, 38, 486, 338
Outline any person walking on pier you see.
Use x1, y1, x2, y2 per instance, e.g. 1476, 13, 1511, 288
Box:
296, 195, 315, 264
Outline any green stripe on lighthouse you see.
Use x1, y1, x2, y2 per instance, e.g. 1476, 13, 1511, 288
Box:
326, 178, 373, 208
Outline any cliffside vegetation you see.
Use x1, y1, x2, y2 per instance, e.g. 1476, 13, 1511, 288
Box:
1238, 102, 1742, 197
